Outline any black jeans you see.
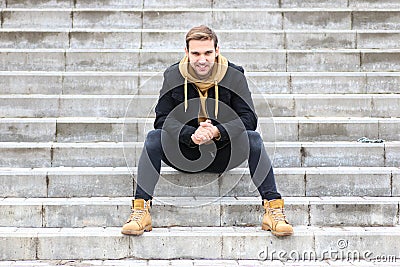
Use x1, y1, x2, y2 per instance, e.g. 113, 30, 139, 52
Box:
135, 129, 281, 201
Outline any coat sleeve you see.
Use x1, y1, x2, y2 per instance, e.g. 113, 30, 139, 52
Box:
215, 68, 258, 142
153, 69, 197, 146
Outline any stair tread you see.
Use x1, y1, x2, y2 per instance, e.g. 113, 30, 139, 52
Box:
1, 196, 399, 205
0, 166, 397, 174
2, 225, 400, 261
2, 7, 400, 11
0, 259, 396, 267
1, 48, 400, 52
1, 70, 400, 75
1, 116, 399, 122
2, 93, 399, 97
1, 225, 399, 235
1, 141, 397, 145
2, 28, 400, 33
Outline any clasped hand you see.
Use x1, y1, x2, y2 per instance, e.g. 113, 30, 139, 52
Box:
191, 119, 220, 145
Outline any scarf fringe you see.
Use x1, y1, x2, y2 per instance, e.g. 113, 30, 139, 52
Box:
214, 80, 218, 119
184, 76, 188, 112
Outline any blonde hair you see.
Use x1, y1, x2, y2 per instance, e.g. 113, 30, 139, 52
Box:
185, 25, 218, 50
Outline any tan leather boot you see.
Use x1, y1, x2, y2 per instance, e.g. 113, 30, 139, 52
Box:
262, 199, 293, 237
121, 199, 152, 235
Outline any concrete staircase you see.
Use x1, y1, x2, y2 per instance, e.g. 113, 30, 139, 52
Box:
1, 0, 400, 264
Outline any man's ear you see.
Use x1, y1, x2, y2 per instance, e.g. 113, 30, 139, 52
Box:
215, 46, 220, 57
185, 47, 189, 57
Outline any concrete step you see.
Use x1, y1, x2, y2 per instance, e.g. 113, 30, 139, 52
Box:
0, 141, 398, 168
1, 49, 400, 72
1, 226, 400, 260
4, 0, 144, 9
2, 29, 400, 50
349, 0, 400, 8
0, 259, 398, 267
291, 0, 400, 8
1, 8, 400, 30
4, 0, 73, 8
4, 0, 400, 8
1, 71, 399, 95
1, 117, 399, 142
0, 196, 399, 228
1, 94, 399, 118
0, 167, 397, 198
0, 166, 397, 198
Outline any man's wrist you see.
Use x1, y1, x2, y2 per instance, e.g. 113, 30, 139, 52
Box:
213, 126, 221, 141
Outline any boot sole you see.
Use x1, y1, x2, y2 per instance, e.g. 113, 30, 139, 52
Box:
262, 224, 293, 237
121, 225, 152, 236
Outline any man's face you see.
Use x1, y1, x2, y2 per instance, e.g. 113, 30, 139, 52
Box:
185, 39, 219, 79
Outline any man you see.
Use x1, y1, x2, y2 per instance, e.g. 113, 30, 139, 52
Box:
122, 25, 293, 237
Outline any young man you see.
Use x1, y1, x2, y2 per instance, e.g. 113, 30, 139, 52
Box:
122, 25, 293, 237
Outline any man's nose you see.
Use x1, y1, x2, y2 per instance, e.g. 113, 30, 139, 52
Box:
199, 55, 206, 63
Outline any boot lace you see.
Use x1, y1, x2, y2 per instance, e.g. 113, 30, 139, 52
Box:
126, 209, 145, 223
269, 207, 288, 222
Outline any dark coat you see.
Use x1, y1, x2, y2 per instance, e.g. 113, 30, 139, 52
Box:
154, 61, 258, 148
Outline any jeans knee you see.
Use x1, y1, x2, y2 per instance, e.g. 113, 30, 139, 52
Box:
144, 129, 162, 152
246, 131, 263, 150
